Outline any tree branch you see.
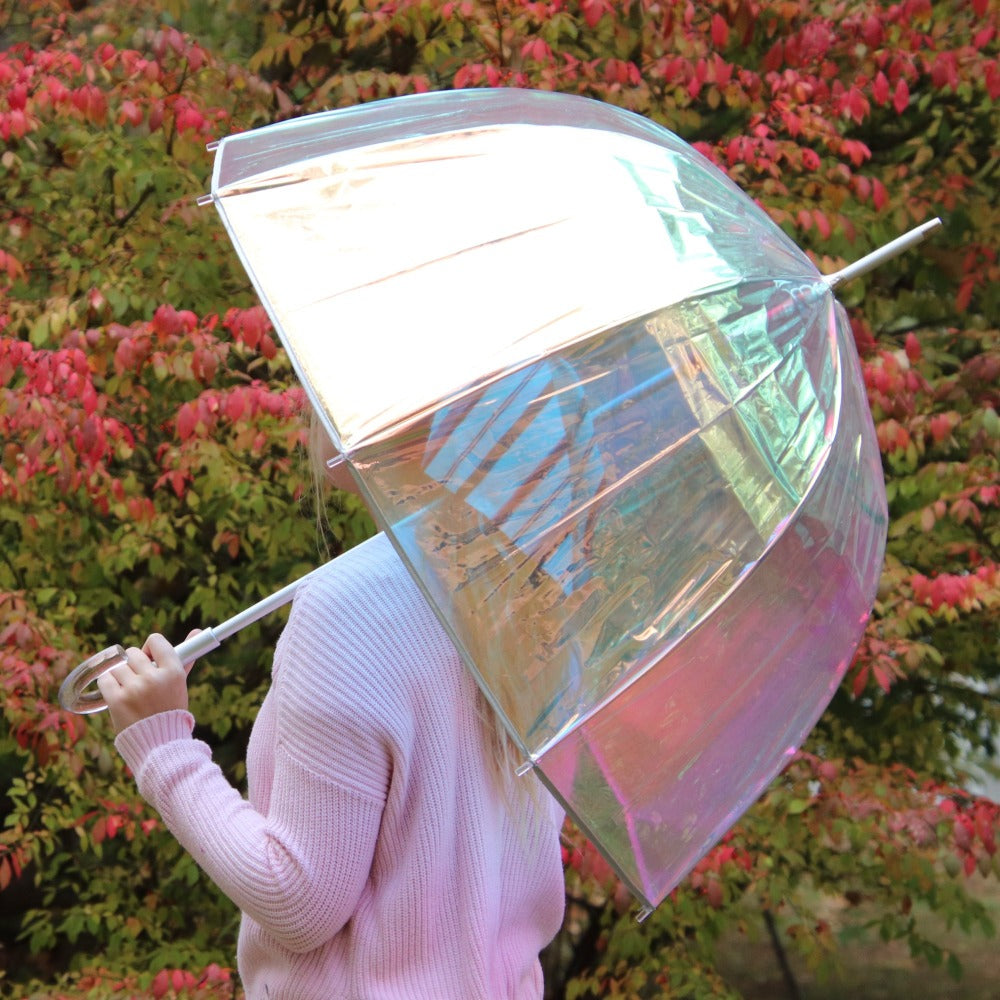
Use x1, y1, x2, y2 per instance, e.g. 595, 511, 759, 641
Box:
112, 185, 155, 231
763, 908, 804, 1000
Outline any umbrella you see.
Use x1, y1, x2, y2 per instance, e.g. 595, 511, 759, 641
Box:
63, 89, 937, 912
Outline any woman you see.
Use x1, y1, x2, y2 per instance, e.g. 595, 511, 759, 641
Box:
97, 444, 565, 999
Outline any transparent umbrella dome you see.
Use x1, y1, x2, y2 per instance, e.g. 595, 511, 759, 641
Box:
208, 89, 889, 910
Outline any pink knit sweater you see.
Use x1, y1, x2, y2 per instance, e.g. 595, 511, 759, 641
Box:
114, 533, 565, 999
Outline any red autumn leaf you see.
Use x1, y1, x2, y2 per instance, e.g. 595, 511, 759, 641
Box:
186, 44, 206, 72
813, 208, 832, 239
873, 71, 890, 105
173, 969, 196, 990
117, 99, 143, 127
170, 470, 187, 497
0, 249, 25, 279
973, 25, 996, 49
862, 14, 884, 47
175, 104, 205, 133
580, 0, 606, 29
956, 276, 975, 312
893, 78, 910, 115
872, 177, 888, 210
7, 82, 27, 110
176, 404, 196, 441
151, 971, 169, 999
872, 662, 892, 693
0, 852, 21, 891
850, 663, 868, 696
711, 13, 729, 48
841, 138, 870, 166
95, 42, 117, 67
152, 303, 183, 339
148, 99, 164, 131
985, 62, 1000, 100
1, 109, 30, 140
201, 963, 231, 984
191, 346, 218, 383
950, 498, 980, 525
979, 486, 1000, 507
225, 388, 247, 422
842, 86, 869, 124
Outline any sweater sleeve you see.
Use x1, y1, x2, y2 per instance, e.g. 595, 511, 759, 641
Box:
115, 699, 386, 954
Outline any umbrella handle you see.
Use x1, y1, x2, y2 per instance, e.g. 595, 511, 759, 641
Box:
58, 566, 322, 715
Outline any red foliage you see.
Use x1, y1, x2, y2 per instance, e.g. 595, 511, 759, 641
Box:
862, 347, 927, 422
1, 307, 304, 507
849, 634, 910, 696
0, 595, 83, 756
173, 384, 305, 445
33, 962, 234, 1000
2, 2, 996, 993
0, 30, 231, 146
794, 753, 999, 878
939, 796, 1000, 877
911, 564, 998, 613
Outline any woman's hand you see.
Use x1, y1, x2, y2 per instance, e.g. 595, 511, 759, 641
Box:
96, 632, 192, 735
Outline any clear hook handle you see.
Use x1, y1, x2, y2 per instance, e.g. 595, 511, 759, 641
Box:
57, 563, 322, 715
57, 630, 223, 715
58, 645, 129, 714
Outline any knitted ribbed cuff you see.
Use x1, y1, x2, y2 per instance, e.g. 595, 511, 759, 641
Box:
114, 709, 196, 773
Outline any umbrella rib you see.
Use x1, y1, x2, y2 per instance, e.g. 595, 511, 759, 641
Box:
215, 148, 487, 198
528, 343, 846, 759
289, 218, 570, 309
518, 332, 824, 555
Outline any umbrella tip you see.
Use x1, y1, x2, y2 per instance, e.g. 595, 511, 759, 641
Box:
824, 218, 943, 290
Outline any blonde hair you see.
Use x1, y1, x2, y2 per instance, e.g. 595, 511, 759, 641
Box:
305, 410, 334, 559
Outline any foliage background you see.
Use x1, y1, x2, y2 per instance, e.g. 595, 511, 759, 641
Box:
1, 0, 997, 997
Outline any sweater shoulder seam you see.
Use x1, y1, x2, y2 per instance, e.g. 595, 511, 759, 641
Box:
274, 736, 387, 806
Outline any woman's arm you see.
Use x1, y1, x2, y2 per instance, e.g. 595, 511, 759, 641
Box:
103, 635, 386, 953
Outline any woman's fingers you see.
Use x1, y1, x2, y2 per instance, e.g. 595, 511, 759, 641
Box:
104, 648, 154, 695
98, 665, 124, 689
96, 633, 191, 734
143, 632, 184, 670
96, 670, 120, 697
181, 628, 203, 673
121, 646, 155, 676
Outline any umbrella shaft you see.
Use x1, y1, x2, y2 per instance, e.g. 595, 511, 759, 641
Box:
173, 565, 325, 663
824, 219, 942, 288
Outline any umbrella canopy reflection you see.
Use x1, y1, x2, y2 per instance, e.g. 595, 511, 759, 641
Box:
208, 89, 889, 910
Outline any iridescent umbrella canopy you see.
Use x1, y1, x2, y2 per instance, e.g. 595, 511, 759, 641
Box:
208, 89, 889, 911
